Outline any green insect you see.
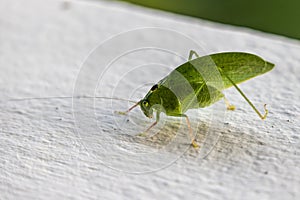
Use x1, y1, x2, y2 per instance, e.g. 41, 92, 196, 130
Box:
119, 50, 274, 147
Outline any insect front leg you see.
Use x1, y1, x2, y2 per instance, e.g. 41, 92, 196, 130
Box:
188, 50, 200, 60
116, 101, 140, 115
138, 112, 160, 137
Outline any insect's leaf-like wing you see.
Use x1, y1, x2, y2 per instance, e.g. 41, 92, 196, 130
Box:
160, 61, 224, 111
208, 52, 274, 88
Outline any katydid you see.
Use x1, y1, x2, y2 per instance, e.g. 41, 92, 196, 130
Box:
121, 51, 274, 147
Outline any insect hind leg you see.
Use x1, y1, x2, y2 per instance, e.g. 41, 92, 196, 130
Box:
221, 70, 269, 120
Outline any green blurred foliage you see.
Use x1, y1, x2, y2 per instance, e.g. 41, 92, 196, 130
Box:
120, 0, 300, 40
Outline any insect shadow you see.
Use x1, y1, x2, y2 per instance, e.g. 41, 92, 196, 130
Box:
113, 116, 210, 152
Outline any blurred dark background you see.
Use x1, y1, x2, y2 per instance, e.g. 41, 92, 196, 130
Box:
120, 0, 300, 40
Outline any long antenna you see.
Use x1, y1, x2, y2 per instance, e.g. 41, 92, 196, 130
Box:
3, 96, 137, 104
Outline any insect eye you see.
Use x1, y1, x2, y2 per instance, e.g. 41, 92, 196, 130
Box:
150, 84, 158, 91
142, 101, 148, 107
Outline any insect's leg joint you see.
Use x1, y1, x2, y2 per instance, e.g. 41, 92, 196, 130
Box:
188, 50, 200, 60
261, 104, 268, 120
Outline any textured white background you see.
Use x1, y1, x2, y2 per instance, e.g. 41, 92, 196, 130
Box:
1, 0, 300, 199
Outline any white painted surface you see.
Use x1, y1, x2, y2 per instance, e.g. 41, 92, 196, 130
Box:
1, 0, 299, 199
